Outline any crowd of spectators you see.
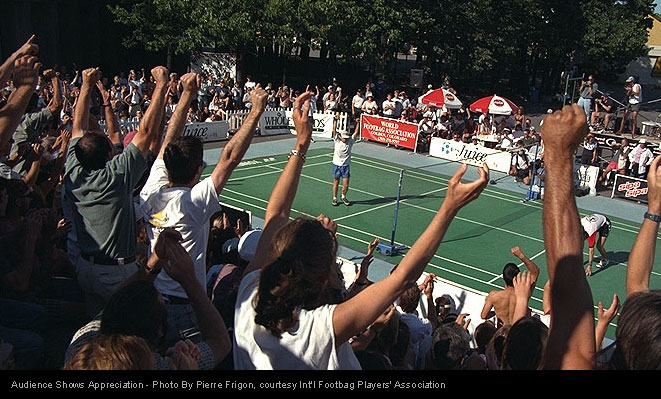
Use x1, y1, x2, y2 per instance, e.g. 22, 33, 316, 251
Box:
1, 35, 660, 371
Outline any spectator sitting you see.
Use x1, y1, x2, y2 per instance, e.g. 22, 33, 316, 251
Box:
503, 316, 549, 370
63, 335, 155, 370
463, 320, 497, 370
428, 323, 470, 370
65, 229, 231, 370
509, 144, 531, 184
396, 274, 437, 370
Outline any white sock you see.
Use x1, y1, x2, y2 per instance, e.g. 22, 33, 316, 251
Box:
341, 194, 346, 199
333, 197, 337, 200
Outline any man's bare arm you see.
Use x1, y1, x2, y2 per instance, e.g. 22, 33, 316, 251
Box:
541, 104, 595, 370
511, 246, 540, 283
43, 69, 62, 115
0, 35, 38, 89
627, 155, 661, 297
210, 85, 267, 194
157, 73, 200, 159
0, 56, 41, 149
96, 81, 121, 146
131, 66, 168, 155
72, 68, 100, 138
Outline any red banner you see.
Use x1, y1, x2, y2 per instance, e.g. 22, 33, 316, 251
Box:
360, 115, 419, 150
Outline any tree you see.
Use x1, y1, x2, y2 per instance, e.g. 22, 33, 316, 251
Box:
108, 0, 212, 69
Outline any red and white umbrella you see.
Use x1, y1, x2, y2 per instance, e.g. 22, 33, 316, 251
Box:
469, 94, 519, 115
420, 88, 463, 109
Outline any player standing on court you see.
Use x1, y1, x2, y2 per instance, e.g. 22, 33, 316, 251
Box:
331, 127, 358, 206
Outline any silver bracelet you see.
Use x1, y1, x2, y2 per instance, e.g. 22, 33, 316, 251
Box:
288, 149, 306, 162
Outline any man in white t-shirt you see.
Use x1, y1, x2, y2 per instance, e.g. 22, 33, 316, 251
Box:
243, 75, 256, 92
397, 275, 437, 370
331, 128, 358, 206
361, 94, 378, 115
382, 93, 396, 118
140, 74, 268, 346
580, 213, 611, 276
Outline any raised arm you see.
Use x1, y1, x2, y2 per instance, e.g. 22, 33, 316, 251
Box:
511, 246, 540, 284
157, 72, 200, 159
626, 155, 661, 297
43, 69, 62, 115
131, 66, 168, 155
161, 233, 231, 366
242, 92, 313, 277
512, 271, 535, 324
334, 163, 489, 344
0, 56, 40, 149
96, 81, 120, 146
72, 68, 99, 138
595, 293, 619, 352
210, 85, 267, 193
0, 35, 38, 88
541, 104, 595, 370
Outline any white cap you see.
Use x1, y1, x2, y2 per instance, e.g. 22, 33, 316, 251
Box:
640, 139, 647, 144
238, 229, 262, 261
626, 76, 635, 83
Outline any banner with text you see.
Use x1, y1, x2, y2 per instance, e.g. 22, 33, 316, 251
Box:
259, 109, 342, 138
611, 174, 648, 203
182, 121, 229, 142
429, 137, 512, 173
360, 115, 419, 150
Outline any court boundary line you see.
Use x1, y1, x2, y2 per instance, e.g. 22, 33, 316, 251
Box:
219, 191, 619, 328
352, 154, 651, 234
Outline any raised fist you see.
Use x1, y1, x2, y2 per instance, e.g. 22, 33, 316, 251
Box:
82, 68, 101, 86
42, 69, 57, 80
250, 86, 268, 112
540, 104, 587, 158
12, 55, 41, 89
180, 72, 200, 93
151, 66, 169, 85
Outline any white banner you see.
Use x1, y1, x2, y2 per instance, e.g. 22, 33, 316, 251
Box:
257, 108, 347, 138
259, 109, 291, 136
429, 137, 513, 173
182, 121, 229, 142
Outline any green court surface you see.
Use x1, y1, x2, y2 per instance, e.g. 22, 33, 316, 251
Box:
205, 148, 661, 338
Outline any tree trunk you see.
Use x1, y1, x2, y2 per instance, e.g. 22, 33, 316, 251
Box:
166, 46, 173, 71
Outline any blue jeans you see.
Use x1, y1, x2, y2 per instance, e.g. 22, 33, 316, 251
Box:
577, 97, 591, 122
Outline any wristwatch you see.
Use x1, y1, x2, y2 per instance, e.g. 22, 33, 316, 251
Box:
644, 212, 661, 223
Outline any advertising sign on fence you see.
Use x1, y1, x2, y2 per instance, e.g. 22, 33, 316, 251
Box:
428, 137, 513, 173
611, 174, 648, 203
182, 121, 229, 142
360, 115, 419, 150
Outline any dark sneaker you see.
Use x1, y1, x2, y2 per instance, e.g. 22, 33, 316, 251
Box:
342, 197, 351, 206
332, 198, 339, 206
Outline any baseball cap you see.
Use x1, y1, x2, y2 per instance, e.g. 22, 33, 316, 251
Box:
340, 131, 352, 138
238, 229, 262, 262
640, 139, 647, 144
626, 76, 635, 83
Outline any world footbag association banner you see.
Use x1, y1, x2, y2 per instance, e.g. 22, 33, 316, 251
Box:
428, 137, 513, 173
611, 174, 648, 203
360, 114, 419, 150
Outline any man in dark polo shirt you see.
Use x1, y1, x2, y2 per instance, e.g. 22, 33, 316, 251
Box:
63, 66, 169, 316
